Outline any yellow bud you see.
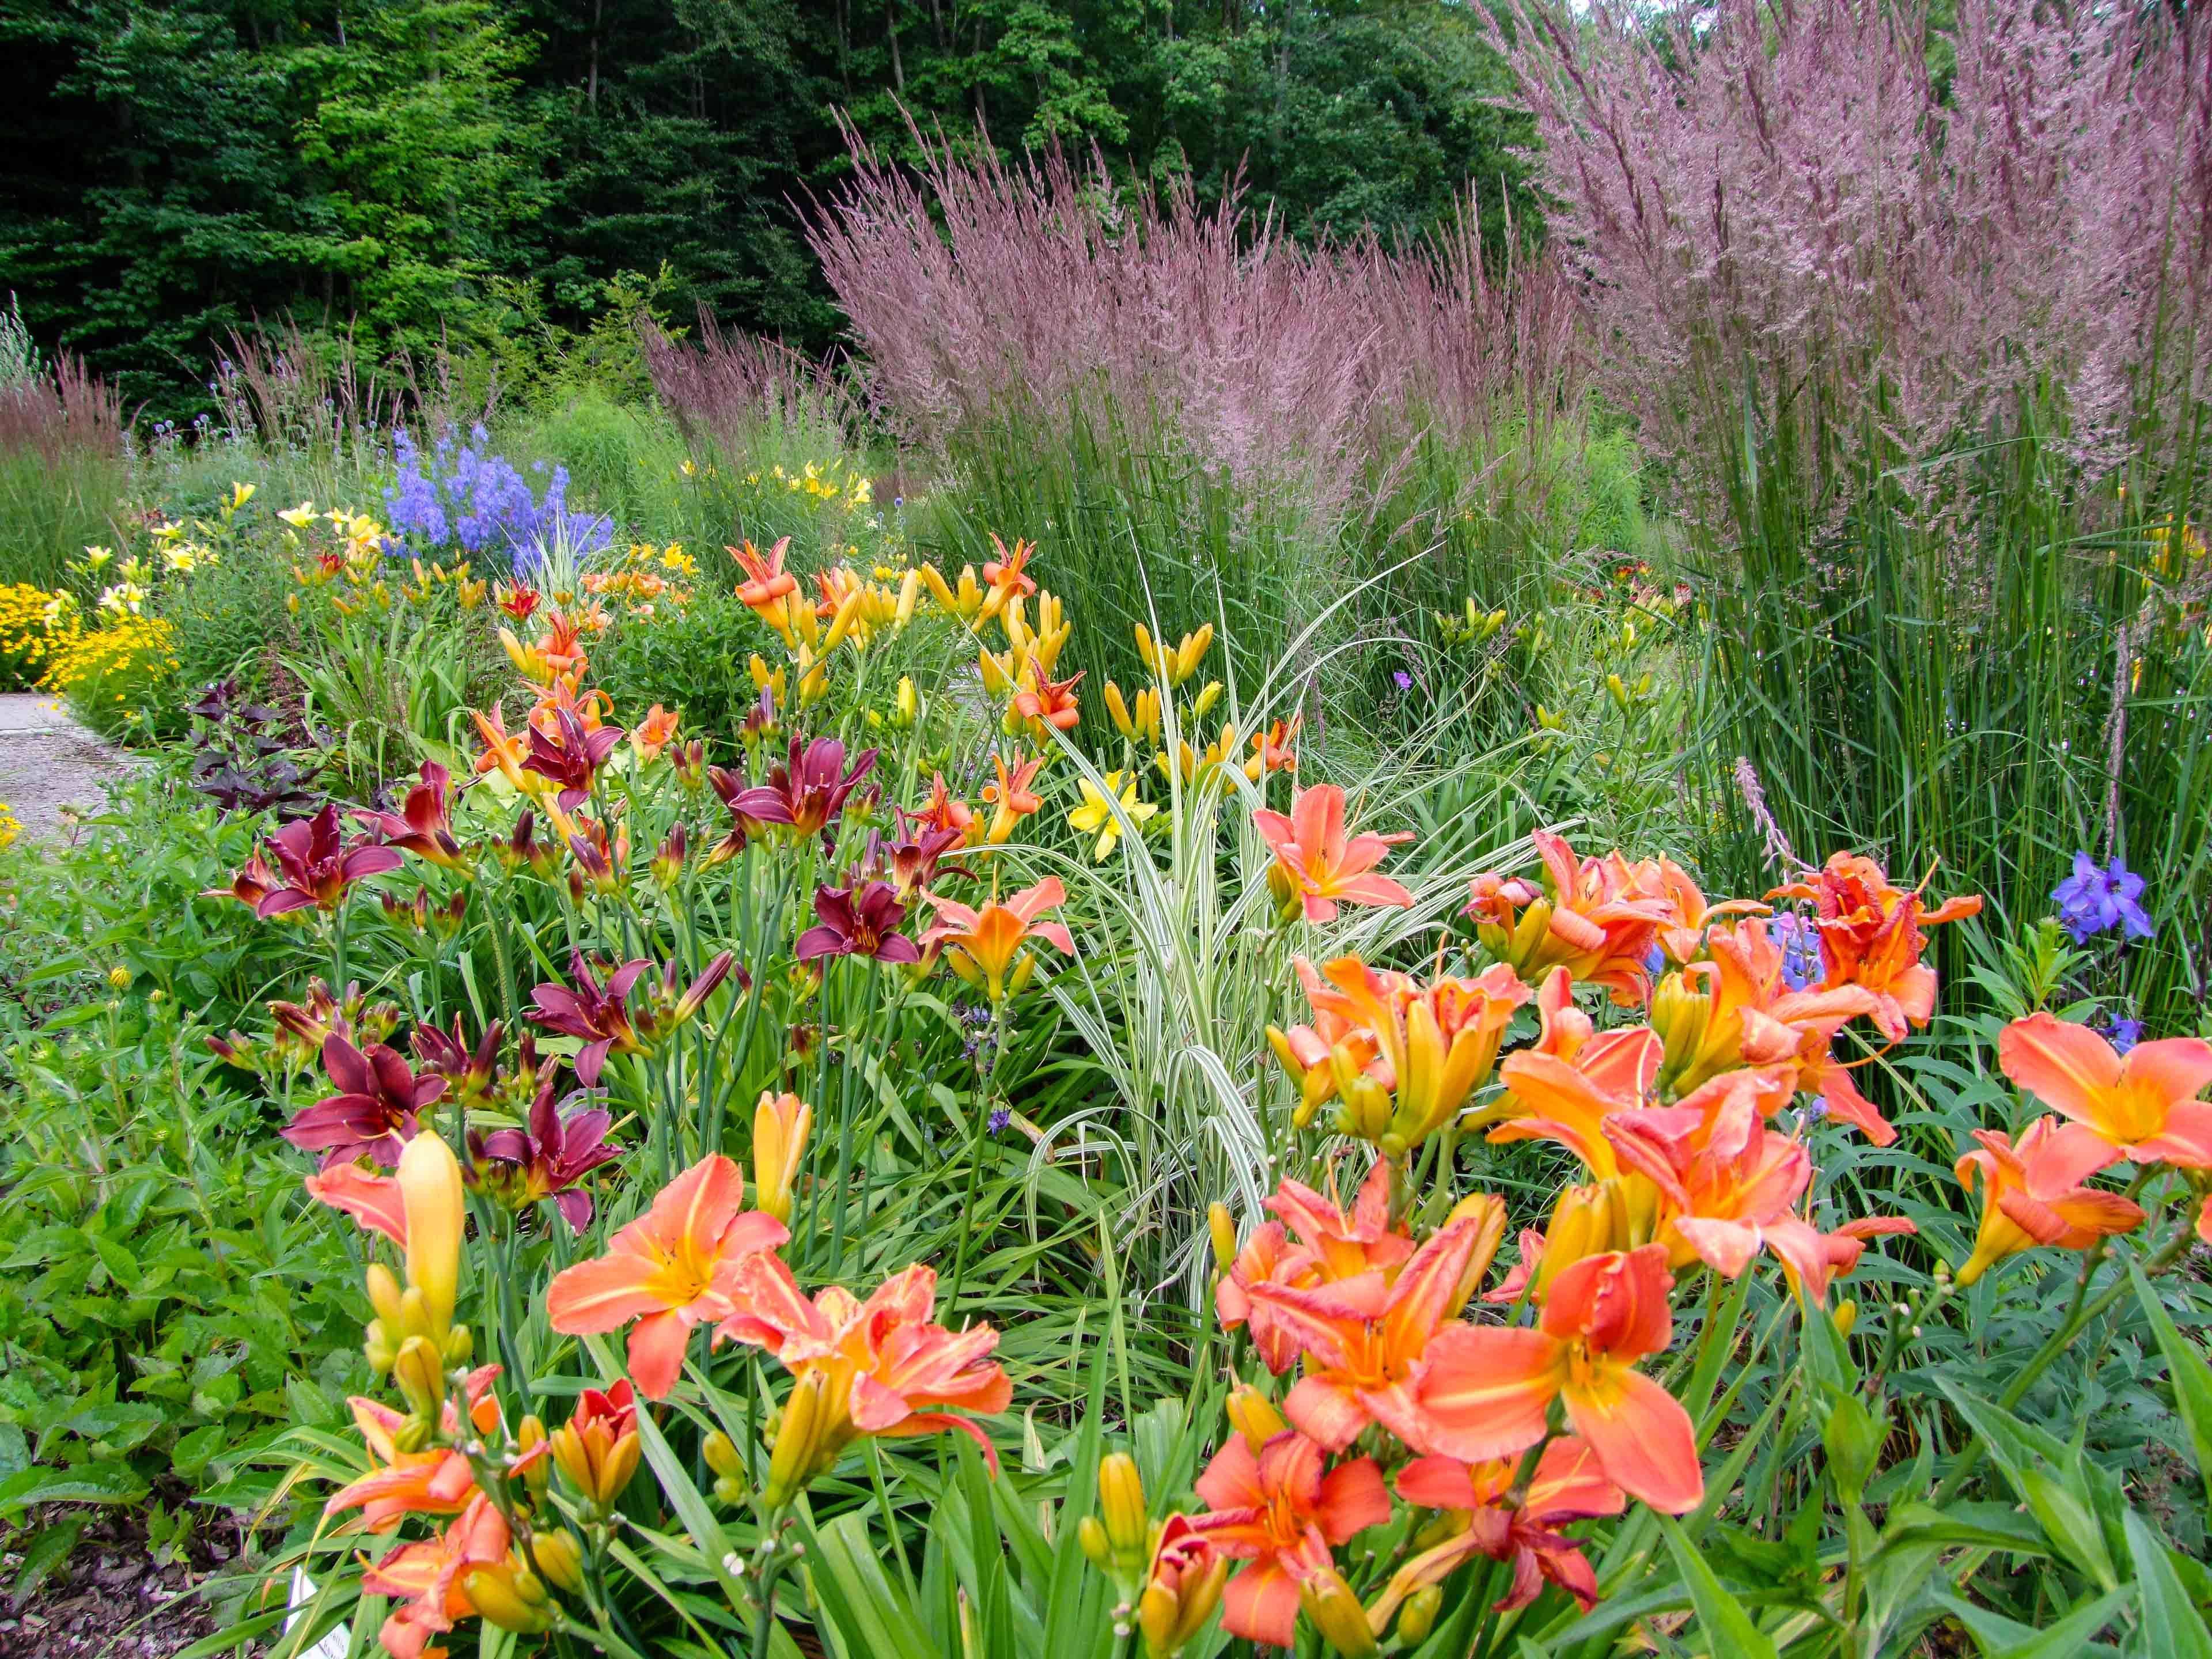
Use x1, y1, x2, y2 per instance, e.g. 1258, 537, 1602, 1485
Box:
1105, 681, 1136, 740
391, 1334, 445, 1422
517, 1415, 549, 1498
1174, 624, 1214, 685
531, 1528, 586, 1593
765, 1369, 830, 1509
703, 1429, 745, 1480
1396, 1585, 1443, 1643
1207, 1202, 1237, 1273
398, 1131, 465, 1345
896, 568, 921, 626
1225, 1384, 1287, 1454
1078, 1514, 1112, 1569
462, 1565, 555, 1634
1099, 1453, 1148, 1558
1134, 622, 1160, 675
1834, 1298, 1858, 1339
1190, 680, 1223, 719
365, 1263, 405, 1327
1298, 1567, 1376, 1657
753, 1090, 812, 1225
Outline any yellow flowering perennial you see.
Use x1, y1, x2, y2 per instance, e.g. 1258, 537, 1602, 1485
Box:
0, 585, 81, 689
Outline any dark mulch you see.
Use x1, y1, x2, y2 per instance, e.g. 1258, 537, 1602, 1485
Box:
0, 1512, 230, 1659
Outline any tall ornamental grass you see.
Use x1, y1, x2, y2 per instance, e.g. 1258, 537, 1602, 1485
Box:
0, 353, 131, 592
1502, 0, 2212, 1028
800, 123, 1603, 728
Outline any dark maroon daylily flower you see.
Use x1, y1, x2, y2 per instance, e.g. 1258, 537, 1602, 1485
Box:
796, 880, 922, 965
211, 803, 403, 918
355, 760, 471, 870
414, 1015, 503, 1106
768, 735, 878, 851
705, 763, 796, 864
522, 707, 624, 810
282, 1032, 447, 1166
529, 951, 650, 1088
650, 822, 687, 888
497, 808, 558, 877
876, 825, 971, 901
475, 1073, 620, 1233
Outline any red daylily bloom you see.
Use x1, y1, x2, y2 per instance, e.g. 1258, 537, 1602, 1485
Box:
1769, 853, 1982, 1040
1252, 785, 1414, 924
213, 802, 403, 918
355, 760, 470, 870
545, 1155, 789, 1398
797, 878, 922, 964
522, 705, 624, 811
282, 1032, 446, 1166
497, 582, 541, 623
1216, 1162, 1418, 1373
706, 761, 798, 861
528, 950, 648, 1087
1186, 1430, 1391, 1649
476, 1073, 622, 1233
1415, 1245, 1702, 1514
1013, 666, 1085, 733
765, 734, 879, 851
904, 773, 976, 844
412, 1016, 501, 1107
1999, 1011, 2212, 1166
715, 1257, 1012, 1501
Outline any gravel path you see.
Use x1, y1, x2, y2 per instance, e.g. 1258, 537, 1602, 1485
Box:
0, 694, 137, 840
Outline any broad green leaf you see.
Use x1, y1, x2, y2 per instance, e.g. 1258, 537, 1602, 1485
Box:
7, 1519, 83, 1607
2131, 1263, 2212, 1482
0, 1462, 149, 1512
2125, 1511, 2212, 1659
1931, 1588, 2127, 1657
1657, 1513, 1781, 1659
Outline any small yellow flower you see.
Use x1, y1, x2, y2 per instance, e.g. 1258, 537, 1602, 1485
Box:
228, 482, 256, 511
107, 966, 132, 990
1066, 770, 1157, 861
278, 502, 317, 528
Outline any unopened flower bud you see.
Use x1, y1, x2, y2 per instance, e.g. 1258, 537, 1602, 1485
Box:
1206, 1203, 1237, 1274
1225, 1385, 1286, 1455
1396, 1585, 1442, 1643
529, 1527, 586, 1594
1298, 1567, 1377, 1657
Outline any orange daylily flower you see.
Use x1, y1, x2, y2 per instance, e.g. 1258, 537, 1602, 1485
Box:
1187, 1430, 1392, 1650
1465, 831, 1676, 1006
1249, 1206, 1505, 1452
631, 703, 679, 762
715, 1258, 1011, 1504
527, 673, 613, 738
1769, 853, 1982, 1040
982, 534, 1037, 613
325, 1366, 503, 1532
1272, 955, 1532, 1149
1659, 918, 1892, 1142
1953, 1115, 2144, 1286
1487, 990, 1664, 1178
545, 1155, 789, 1399
733, 537, 800, 643
1216, 1162, 1418, 1372
906, 771, 978, 844
1252, 785, 1414, 925
1371, 1438, 1625, 1624
1650, 858, 1767, 965
1245, 715, 1302, 779
359, 1492, 511, 1659
919, 876, 1075, 1001
305, 1163, 409, 1247
981, 751, 1044, 844
1013, 665, 1085, 734
1415, 1244, 1702, 1514
1999, 1012, 2212, 1166
471, 702, 535, 793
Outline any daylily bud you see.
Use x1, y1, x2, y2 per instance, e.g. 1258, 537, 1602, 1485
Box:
365, 1263, 406, 1328
1078, 1514, 1112, 1569
1190, 680, 1223, 719
1098, 1453, 1149, 1565
1225, 1384, 1286, 1454
752, 1090, 812, 1224
1138, 1522, 1227, 1659
1650, 971, 1712, 1084
765, 1369, 830, 1509
1396, 1585, 1442, 1643
462, 1562, 555, 1634
896, 569, 922, 627
1298, 1567, 1377, 1657
1834, 1298, 1858, 1338
1207, 1203, 1237, 1273
398, 1131, 465, 1347
893, 676, 919, 729
1105, 681, 1136, 738
363, 1319, 396, 1374
531, 1527, 586, 1593
704, 1429, 748, 1505
1441, 1192, 1509, 1312
517, 1415, 549, 1498
1339, 1074, 1392, 1142
392, 1334, 446, 1423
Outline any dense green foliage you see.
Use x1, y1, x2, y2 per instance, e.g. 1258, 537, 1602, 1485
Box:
1, 0, 1533, 414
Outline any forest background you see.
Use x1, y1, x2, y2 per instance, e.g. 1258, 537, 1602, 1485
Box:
3, 0, 1537, 416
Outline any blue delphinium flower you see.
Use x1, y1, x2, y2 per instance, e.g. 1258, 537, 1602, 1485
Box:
2050, 852, 2154, 944
2106, 1017, 2145, 1055
384, 425, 613, 575
1392, 669, 1414, 692
1643, 942, 1666, 979
1772, 913, 1824, 993
987, 1107, 1011, 1134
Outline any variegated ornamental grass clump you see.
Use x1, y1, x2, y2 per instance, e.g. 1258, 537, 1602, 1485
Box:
186, 532, 2212, 1659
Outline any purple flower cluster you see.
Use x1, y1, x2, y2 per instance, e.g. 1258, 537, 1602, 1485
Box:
2051, 853, 2154, 945
1772, 913, 1824, 993
384, 425, 613, 577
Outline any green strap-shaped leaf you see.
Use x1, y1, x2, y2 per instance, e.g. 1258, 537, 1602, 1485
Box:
1656, 1513, 1781, 1659
2125, 1512, 2212, 1659
2130, 1263, 2212, 1483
